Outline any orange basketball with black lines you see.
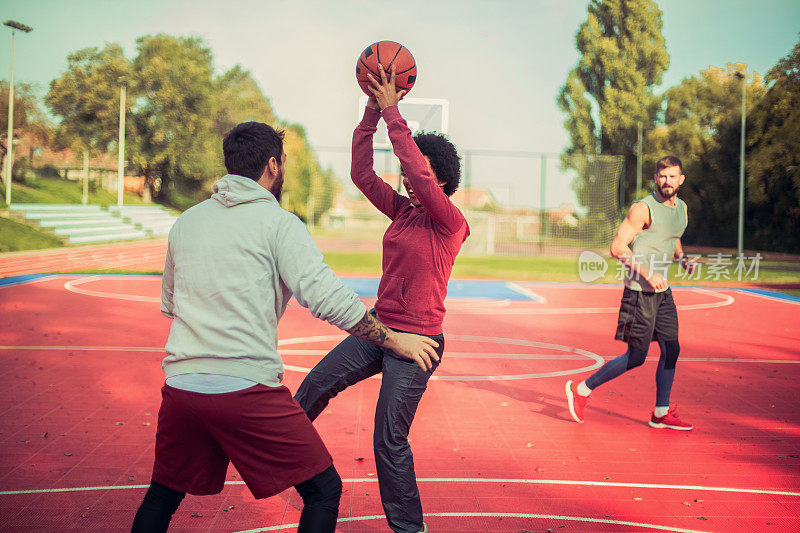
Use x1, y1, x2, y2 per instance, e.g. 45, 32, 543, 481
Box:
356, 41, 417, 97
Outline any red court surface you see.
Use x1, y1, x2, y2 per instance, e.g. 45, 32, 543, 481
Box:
1, 274, 799, 532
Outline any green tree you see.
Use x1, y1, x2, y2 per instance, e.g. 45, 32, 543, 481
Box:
746, 37, 800, 253
1, 81, 53, 179
45, 33, 337, 218
46, 44, 130, 154
558, 0, 670, 204
281, 124, 338, 223
211, 65, 277, 136
1, 81, 50, 136
647, 64, 765, 248
129, 34, 221, 206
210, 68, 338, 222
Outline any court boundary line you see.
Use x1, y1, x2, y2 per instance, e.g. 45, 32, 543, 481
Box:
235, 513, 709, 533
505, 281, 547, 302
457, 287, 735, 314
737, 288, 800, 305
64, 275, 162, 303
5, 275, 784, 320
3, 476, 797, 497
1, 345, 797, 365
275, 334, 605, 381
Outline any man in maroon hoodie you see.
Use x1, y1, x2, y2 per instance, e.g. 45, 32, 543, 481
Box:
295, 64, 469, 533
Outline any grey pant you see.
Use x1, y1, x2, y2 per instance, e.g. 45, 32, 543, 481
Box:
294, 330, 444, 533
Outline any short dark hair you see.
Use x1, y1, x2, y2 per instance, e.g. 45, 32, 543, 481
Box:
412, 132, 461, 196
223, 122, 285, 180
655, 155, 683, 174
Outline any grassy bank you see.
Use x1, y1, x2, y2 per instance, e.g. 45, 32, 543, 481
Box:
0, 178, 146, 208
0, 178, 152, 253
0, 217, 64, 253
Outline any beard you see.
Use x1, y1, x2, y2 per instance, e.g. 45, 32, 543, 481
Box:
658, 183, 679, 199
270, 175, 284, 202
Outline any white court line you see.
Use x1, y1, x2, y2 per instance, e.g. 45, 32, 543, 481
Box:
1, 345, 798, 365
63, 276, 161, 303
454, 287, 735, 314
445, 298, 512, 308
236, 513, 708, 533
283, 351, 592, 359
50, 276, 736, 314
277, 334, 604, 381
4, 476, 797, 498
505, 281, 547, 303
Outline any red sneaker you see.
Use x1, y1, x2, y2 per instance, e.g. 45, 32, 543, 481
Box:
565, 380, 588, 423
649, 405, 693, 431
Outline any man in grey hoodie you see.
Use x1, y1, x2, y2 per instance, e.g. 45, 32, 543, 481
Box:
131, 122, 440, 533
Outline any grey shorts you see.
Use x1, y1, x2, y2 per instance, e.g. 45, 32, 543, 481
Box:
614, 287, 678, 350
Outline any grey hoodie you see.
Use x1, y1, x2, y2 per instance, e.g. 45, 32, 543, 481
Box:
160, 174, 366, 386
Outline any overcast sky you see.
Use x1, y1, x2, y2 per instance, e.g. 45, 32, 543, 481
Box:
2, 0, 798, 207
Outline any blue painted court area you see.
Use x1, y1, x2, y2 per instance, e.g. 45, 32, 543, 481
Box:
341, 277, 544, 301
0, 274, 51, 288
738, 288, 800, 303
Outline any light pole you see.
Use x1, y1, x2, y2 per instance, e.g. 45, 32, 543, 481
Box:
635, 121, 643, 195
3, 20, 33, 207
735, 69, 746, 256
117, 79, 127, 207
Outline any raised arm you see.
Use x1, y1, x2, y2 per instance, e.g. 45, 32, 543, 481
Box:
351, 103, 407, 220
369, 64, 466, 234
610, 201, 667, 291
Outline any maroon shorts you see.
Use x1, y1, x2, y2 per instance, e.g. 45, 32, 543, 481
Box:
151, 383, 332, 499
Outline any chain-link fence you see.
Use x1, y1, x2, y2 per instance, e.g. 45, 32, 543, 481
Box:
309, 148, 624, 257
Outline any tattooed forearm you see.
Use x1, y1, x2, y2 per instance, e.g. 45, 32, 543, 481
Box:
347, 311, 392, 347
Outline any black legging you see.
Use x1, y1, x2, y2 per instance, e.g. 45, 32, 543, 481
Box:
294, 464, 342, 532
131, 480, 184, 533
131, 465, 342, 532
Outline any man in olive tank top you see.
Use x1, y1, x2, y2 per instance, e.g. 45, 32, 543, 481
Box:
566, 155, 697, 430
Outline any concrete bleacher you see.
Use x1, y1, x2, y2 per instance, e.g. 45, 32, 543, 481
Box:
107, 205, 178, 237
9, 203, 177, 244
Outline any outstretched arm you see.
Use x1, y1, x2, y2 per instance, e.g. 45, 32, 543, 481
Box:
346, 310, 439, 371
275, 216, 438, 371
610, 202, 668, 291
351, 100, 406, 220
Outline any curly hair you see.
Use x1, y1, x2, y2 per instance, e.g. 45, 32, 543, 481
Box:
412, 132, 461, 196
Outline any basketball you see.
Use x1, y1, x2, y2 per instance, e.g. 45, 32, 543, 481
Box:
356, 41, 417, 97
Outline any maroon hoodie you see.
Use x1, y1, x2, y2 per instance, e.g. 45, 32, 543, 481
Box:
351, 105, 470, 335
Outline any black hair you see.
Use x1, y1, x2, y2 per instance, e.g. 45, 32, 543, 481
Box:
655, 155, 683, 174
222, 122, 285, 180
412, 132, 461, 196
